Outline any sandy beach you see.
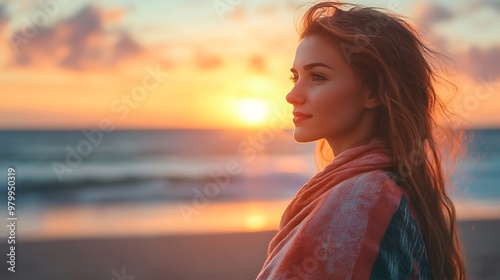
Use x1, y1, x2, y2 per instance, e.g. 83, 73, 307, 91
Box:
0, 219, 498, 280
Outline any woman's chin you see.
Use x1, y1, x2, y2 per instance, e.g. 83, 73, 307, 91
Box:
293, 129, 317, 143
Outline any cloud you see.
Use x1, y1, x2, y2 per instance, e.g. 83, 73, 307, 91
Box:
0, 4, 8, 32
256, 4, 277, 16
417, 4, 454, 29
0, 4, 8, 23
193, 49, 223, 70
486, 1, 500, 12
467, 0, 500, 13
9, 4, 142, 70
228, 6, 245, 21
249, 55, 266, 73
458, 46, 500, 78
417, 3, 500, 80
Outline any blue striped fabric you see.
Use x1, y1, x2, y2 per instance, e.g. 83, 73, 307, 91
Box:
370, 172, 432, 279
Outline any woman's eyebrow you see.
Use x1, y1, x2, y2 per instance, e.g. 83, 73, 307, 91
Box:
290, 62, 334, 72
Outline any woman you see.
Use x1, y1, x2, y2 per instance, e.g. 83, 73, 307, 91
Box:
256, 2, 466, 280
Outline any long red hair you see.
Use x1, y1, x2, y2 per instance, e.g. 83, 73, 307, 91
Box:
297, 2, 468, 279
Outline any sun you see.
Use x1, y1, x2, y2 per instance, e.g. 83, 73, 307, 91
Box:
236, 99, 269, 126
245, 214, 266, 231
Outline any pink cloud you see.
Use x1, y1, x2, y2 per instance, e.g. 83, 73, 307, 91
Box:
8, 5, 142, 71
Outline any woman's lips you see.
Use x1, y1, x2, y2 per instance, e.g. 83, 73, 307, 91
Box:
292, 111, 312, 124
293, 116, 312, 124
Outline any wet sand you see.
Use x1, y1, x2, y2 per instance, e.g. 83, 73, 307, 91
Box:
0, 219, 498, 280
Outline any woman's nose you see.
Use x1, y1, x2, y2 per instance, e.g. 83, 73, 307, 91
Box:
286, 86, 305, 105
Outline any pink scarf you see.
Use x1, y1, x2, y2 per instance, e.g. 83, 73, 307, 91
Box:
279, 135, 394, 230
256, 135, 430, 279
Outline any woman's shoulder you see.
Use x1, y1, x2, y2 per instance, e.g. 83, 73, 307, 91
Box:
308, 168, 422, 248
311, 169, 432, 279
308, 168, 407, 231
323, 168, 406, 209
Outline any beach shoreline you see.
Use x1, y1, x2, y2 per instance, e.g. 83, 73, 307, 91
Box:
1, 219, 498, 280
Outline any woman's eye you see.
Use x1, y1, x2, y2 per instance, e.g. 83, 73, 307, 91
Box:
289, 72, 325, 84
311, 72, 325, 82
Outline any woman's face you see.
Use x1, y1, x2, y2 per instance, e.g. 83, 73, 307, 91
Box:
286, 33, 373, 143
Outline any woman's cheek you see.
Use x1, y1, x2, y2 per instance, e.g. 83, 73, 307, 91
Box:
316, 84, 355, 132
313, 87, 341, 129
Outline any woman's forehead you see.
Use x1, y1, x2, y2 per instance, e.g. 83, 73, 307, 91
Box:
292, 34, 348, 70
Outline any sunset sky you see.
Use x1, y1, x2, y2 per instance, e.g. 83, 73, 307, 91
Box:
0, 0, 499, 129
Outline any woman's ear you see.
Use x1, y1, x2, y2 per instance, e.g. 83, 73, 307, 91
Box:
363, 88, 380, 109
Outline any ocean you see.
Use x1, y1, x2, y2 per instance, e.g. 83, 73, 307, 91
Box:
0, 128, 498, 240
